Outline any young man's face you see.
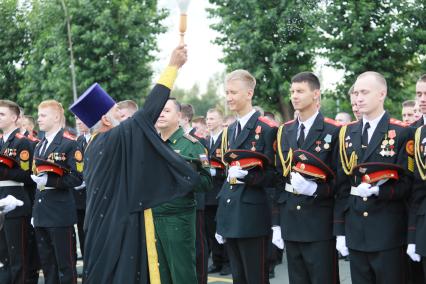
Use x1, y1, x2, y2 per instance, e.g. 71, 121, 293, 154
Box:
416, 81, 426, 115
402, 106, 415, 124
206, 111, 223, 132
156, 100, 181, 130
290, 81, 319, 112
38, 107, 60, 132
225, 80, 253, 113
0, 107, 17, 131
353, 76, 386, 116
75, 117, 90, 133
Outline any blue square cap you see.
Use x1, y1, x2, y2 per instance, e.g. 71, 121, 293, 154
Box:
69, 83, 116, 128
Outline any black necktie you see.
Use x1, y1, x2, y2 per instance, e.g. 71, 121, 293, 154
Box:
297, 123, 305, 148
210, 137, 214, 149
0, 139, 4, 150
362, 122, 370, 151
235, 121, 242, 138
39, 138, 48, 157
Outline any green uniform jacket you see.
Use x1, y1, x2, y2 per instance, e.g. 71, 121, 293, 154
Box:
153, 127, 212, 216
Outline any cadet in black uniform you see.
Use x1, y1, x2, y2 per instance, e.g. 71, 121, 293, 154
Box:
31, 100, 82, 284
335, 71, 413, 284
205, 108, 230, 275
73, 117, 90, 259
216, 69, 277, 284
0, 100, 33, 284
274, 73, 340, 284
407, 74, 426, 282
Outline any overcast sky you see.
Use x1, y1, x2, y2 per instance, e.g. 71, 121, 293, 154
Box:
153, 0, 343, 94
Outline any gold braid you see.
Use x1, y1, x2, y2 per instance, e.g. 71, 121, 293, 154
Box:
414, 126, 426, 180
339, 125, 357, 175
221, 127, 229, 169
276, 125, 293, 177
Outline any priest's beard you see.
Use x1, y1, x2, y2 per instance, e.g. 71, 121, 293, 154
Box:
106, 113, 121, 127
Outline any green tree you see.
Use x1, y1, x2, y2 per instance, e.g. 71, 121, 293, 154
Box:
318, 0, 426, 117
208, 0, 319, 120
0, 0, 28, 102
18, 0, 167, 123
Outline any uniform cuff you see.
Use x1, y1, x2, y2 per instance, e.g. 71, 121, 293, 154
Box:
157, 66, 178, 89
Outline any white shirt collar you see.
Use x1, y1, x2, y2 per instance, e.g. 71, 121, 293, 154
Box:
423, 115, 426, 125
237, 109, 256, 130
2, 128, 18, 143
84, 133, 91, 142
210, 130, 222, 143
44, 128, 62, 144
297, 111, 319, 133
362, 111, 386, 131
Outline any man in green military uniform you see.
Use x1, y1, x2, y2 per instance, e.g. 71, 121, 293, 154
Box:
155, 98, 212, 284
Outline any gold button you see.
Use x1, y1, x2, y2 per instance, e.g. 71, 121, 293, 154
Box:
363, 197, 368, 202
296, 205, 301, 210
363, 212, 368, 217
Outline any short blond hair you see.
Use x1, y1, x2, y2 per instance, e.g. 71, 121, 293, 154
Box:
38, 100, 65, 116
357, 71, 387, 91
225, 69, 256, 90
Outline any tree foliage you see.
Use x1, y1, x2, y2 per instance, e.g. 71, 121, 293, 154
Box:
0, 0, 167, 123
208, 0, 319, 121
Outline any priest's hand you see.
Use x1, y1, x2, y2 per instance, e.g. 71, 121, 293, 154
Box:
290, 172, 317, 196
169, 45, 188, 69
31, 174, 48, 190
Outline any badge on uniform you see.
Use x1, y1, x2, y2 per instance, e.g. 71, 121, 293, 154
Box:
19, 150, 30, 171
215, 148, 222, 158
380, 131, 396, 157
75, 150, 84, 173
323, 134, 332, 150
199, 154, 209, 168
315, 141, 321, 152
255, 126, 262, 140
251, 142, 256, 151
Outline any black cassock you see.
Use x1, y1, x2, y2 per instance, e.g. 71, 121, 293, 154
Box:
83, 84, 200, 284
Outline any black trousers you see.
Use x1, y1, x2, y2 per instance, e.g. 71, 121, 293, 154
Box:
76, 210, 85, 257
285, 240, 339, 284
35, 227, 76, 284
349, 247, 406, 284
196, 210, 208, 284
26, 218, 40, 284
407, 253, 424, 284
0, 217, 28, 284
205, 205, 228, 267
226, 236, 269, 284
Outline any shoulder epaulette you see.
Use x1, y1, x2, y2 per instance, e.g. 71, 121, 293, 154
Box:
27, 134, 40, 142
63, 131, 77, 140
258, 116, 278, 127
15, 133, 25, 139
284, 119, 296, 125
390, 118, 408, 127
183, 133, 199, 143
345, 120, 358, 126
324, 117, 341, 127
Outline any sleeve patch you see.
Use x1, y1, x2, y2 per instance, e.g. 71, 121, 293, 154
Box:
258, 116, 278, 127
20, 150, 30, 161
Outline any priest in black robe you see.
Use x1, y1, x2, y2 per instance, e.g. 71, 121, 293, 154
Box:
70, 46, 199, 284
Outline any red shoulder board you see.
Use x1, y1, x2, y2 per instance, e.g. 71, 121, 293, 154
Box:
390, 118, 408, 127
28, 135, 40, 142
63, 131, 77, 140
258, 116, 278, 127
15, 133, 25, 139
344, 120, 358, 126
324, 117, 341, 127
284, 119, 296, 125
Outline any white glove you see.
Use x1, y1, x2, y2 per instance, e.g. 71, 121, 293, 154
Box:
272, 226, 284, 249
355, 183, 379, 198
31, 217, 34, 227
74, 181, 86, 191
407, 244, 421, 262
336, 235, 349, 257
0, 195, 24, 213
290, 172, 317, 196
227, 166, 248, 184
31, 174, 48, 190
215, 232, 225, 244
209, 168, 217, 177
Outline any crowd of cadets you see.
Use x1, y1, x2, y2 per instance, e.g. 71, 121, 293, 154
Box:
1, 70, 426, 284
